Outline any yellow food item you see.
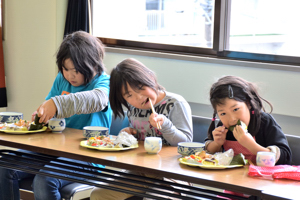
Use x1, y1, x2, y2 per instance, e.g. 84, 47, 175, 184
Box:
20, 127, 28, 131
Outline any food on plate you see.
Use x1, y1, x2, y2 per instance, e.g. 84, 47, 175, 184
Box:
114, 131, 138, 148
1, 119, 32, 131
228, 119, 247, 132
87, 136, 117, 148
202, 158, 219, 166
230, 153, 248, 165
0, 115, 45, 132
181, 149, 238, 166
28, 114, 44, 131
86, 132, 138, 149
0, 123, 5, 129
182, 150, 214, 165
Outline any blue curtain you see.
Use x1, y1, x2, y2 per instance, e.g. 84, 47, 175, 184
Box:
0, 27, 7, 107
64, 0, 90, 37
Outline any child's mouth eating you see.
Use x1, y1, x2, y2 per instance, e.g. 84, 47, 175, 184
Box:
142, 98, 149, 107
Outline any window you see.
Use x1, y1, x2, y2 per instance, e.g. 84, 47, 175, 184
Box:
92, 0, 300, 66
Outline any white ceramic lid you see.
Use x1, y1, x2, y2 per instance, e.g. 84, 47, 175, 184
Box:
0, 112, 23, 116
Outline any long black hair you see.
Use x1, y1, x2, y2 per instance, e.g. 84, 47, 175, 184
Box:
109, 58, 164, 119
208, 76, 273, 139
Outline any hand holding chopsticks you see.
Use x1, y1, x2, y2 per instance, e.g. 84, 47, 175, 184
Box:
148, 98, 162, 129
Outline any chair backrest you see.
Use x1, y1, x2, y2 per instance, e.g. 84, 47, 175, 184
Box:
110, 112, 129, 136
192, 115, 213, 143
285, 134, 300, 165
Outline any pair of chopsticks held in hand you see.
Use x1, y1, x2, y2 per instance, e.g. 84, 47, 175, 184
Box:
148, 98, 162, 130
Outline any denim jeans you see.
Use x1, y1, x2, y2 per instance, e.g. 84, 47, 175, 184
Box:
0, 167, 35, 200
0, 150, 103, 200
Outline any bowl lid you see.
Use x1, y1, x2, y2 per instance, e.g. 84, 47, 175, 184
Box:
0, 112, 23, 116
178, 142, 205, 147
83, 126, 108, 131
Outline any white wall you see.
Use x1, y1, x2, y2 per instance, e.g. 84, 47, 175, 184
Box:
3, 1, 300, 132
3, 0, 67, 120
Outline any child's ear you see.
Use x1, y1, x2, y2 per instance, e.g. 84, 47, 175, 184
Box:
246, 101, 252, 110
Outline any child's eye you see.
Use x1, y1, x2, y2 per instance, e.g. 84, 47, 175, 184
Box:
138, 85, 144, 90
233, 108, 239, 112
219, 112, 226, 116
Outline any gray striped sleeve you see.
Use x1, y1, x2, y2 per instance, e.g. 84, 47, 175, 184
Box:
51, 89, 109, 119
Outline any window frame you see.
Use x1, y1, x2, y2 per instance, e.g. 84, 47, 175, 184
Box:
92, 0, 300, 70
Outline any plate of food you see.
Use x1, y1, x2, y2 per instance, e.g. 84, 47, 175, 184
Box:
0, 126, 47, 134
179, 158, 243, 169
179, 150, 246, 169
80, 134, 139, 151
0, 115, 46, 134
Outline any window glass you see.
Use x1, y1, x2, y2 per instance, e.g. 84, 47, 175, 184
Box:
92, 0, 215, 49
228, 0, 300, 57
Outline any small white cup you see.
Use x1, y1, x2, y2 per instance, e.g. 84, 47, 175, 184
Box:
144, 137, 162, 154
256, 151, 276, 167
48, 118, 66, 132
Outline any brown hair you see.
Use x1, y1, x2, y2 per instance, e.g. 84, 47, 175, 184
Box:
56, 31, 105, 85
208, 76, 273, 139
109, 58, 164, 118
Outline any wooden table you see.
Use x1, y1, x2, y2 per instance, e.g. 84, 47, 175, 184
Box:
0, 128, 298, 200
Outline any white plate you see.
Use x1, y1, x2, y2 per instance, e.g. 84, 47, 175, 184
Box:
80, 140, 138, 151
0, 126, 47, 135
179, 158, 244, 169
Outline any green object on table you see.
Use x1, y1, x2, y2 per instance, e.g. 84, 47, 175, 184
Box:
230, 153, 248, 165
28, 114, 44, 131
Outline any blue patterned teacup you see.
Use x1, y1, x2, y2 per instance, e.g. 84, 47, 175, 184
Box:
256, 151, 275, 167
0, 112, 23, 123
144, 137, 162, 154
83, 126, 109, 138
49, 118, 66, 132
177, 142, 205, 156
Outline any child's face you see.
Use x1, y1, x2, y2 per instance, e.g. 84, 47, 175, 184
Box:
216, 98, 251, 129
122, 83, 158, 109
62, 58, 85, 87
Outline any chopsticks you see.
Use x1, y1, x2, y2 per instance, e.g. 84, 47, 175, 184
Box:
248, 159, 255, 165
148, 98, 162, 129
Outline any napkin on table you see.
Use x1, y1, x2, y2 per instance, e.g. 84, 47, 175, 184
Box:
248, 165, 300, 181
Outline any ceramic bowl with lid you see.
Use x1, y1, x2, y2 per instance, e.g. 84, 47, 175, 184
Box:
0, 112, 23, 123
83, 126, 109, 138
178, 142, 205, 156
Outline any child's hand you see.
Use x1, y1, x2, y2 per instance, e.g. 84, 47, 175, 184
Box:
36, 99, 57, 124
149, 113, 164, 129
212, 126, 227, 146
120, 127, 137, 135
31, 111, 38, 122
233, 125, 255, 147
